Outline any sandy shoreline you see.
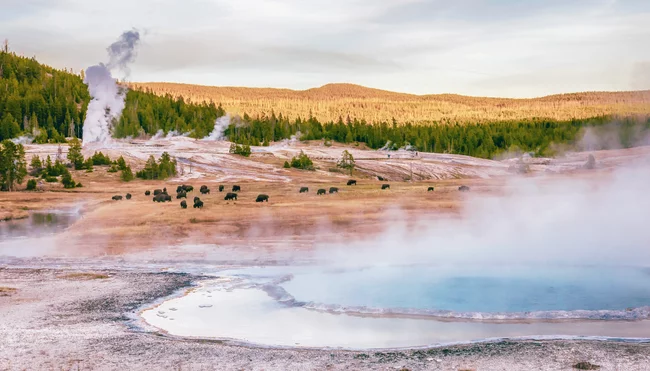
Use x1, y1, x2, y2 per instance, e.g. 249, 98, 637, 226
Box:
2, 266, 650, 370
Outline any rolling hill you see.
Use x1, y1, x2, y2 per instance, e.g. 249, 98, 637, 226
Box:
130, 82, 650, 124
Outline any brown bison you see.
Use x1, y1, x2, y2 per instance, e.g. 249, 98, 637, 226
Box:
224, 192, 238, 201
381, 184, 390, 190
299, 187, 309, 193
126, 193, 132, 200
193, 199, 204, 208
256, 194, 269, 202
145, 190, 151, 196
153, 189, 163, 196
180, 200, 187, 209
459, 185, 470, 192
329, 187, 339, 194
232, 185, 241, 192
317, 189, 326, 195
347, 180, 357, 186
218, 185, 224, 192
427, 187, 434, 192
112, 195, 123, 201
176, 191, 187, 199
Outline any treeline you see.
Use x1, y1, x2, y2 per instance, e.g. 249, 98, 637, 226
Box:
225, 114, 650, 158
0, 51, 90, 142
114, 89, 225, 138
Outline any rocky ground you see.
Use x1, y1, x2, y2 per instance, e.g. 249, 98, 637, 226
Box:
1, 267, 649, 371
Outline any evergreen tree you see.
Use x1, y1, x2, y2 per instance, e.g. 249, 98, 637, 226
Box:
67, 138, 84, 169
0, 140, 27, 191
337, 150, 356, 175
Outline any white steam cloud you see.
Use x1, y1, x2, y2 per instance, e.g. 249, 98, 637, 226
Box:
203, 115, 231, 141
82, 29, 141, 145
316, 159, 650, 268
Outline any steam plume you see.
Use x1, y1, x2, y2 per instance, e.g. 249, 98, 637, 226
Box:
203, 115, 231, 141
82, 29, 141, 145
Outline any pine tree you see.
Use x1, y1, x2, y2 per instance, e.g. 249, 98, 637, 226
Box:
337, 150, 355, 176
0, 140, 27, 191
67, 138, 84, 169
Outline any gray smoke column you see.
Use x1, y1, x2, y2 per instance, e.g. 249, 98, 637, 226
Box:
82, 29, 141, 145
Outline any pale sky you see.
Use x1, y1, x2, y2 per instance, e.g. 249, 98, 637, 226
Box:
2, 0, 650, 97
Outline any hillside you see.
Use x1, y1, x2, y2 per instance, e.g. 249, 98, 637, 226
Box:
130, 82, 650, 124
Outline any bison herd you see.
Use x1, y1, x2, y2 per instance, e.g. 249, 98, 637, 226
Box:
110, 179, 472, 208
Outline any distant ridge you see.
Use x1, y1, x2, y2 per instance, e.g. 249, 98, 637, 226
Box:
130, 82, 650, 124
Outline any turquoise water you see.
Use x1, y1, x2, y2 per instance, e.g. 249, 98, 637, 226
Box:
269, 265, 650, 317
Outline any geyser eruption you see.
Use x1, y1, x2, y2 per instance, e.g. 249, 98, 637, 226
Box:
204, 115, 231, 141
82, 29, 141, 145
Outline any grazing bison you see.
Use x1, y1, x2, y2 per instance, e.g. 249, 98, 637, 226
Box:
459, 185, 470, 192
329, 187, 339, 194
200, 187, 210, 194
176, 191, 187, 199
317, 189, 326, 195
145, 190, 151, 196
377, 176, 386, 181
183, 185, 194, 192
112, 195, 123, 201
299, 187, 309, 193
381, 184, 390, 190
153, 193, 172, 203
224, 192, 238, 201
232, 185, 241, 192
427, 187, 434, 192
193, 196, 200, 203
176, 185, 184, 193
126, 193, 132, 200
347, 180, 357, 186
193, 199, 204, 208
180, 200, 187, 209
218, 185, 224, 192
256, 194, 269, 202
153, 189, 163, 196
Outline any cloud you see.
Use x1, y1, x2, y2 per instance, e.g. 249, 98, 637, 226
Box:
2, 0, 650, 96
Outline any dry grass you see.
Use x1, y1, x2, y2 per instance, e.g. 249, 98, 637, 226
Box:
130, 82, 650, 124
0, 287, 18, 296
0, 208, 29, 221
57, 272, 110, 280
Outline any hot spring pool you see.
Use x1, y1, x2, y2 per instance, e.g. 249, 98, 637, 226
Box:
141, 264, 650, 349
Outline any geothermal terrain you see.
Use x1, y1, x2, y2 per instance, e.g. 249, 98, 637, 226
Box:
2, 139, 650, 370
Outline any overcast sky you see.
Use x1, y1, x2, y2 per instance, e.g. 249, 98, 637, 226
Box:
2, 0, 650, 97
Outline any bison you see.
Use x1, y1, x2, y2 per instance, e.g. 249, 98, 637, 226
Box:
329, 187, 339, 194
459, 185, 470, 192
112, 195, 123, 201
232, 185, 241, 192
176, 191, 187, 199
126, 193, 132, 200
347, 180, 357, 186
145, 190, 151, 196
427, 187, 434, 192
153, 193, 172, 202
317, 189, 326, 195
200, 187, 210, 194
299, 187, 309, 193
180, 200, 187, 209
176, 185, 184, 193
193, 196, 200, 203
183, 185, 193, 192
377, 176, 386, 181
381, 184, 390, 190
218, 185, 224, 192
153, 189, 163, 196
193, 199, 204, 208
256, 194, 269, 202
224, 192, 238, 201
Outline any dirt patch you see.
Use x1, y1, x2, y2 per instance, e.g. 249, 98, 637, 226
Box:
0, 286, 17, 296
57, 272, 111, 280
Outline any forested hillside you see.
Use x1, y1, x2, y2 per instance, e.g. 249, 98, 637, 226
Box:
0, 51, 89, 142
1, 50, 649, 159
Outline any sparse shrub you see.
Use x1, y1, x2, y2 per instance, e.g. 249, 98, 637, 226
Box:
229, 143, 251, 157
61, 171, 77, 189
44, 176, 57, 182
26, 179, 37, 191
283, 161, 290, 168
83, 158, 94, 172
121, 165, 134, 182
107, 164, 119, 173
290, 150, 314, 170
91, 151, 112, 165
